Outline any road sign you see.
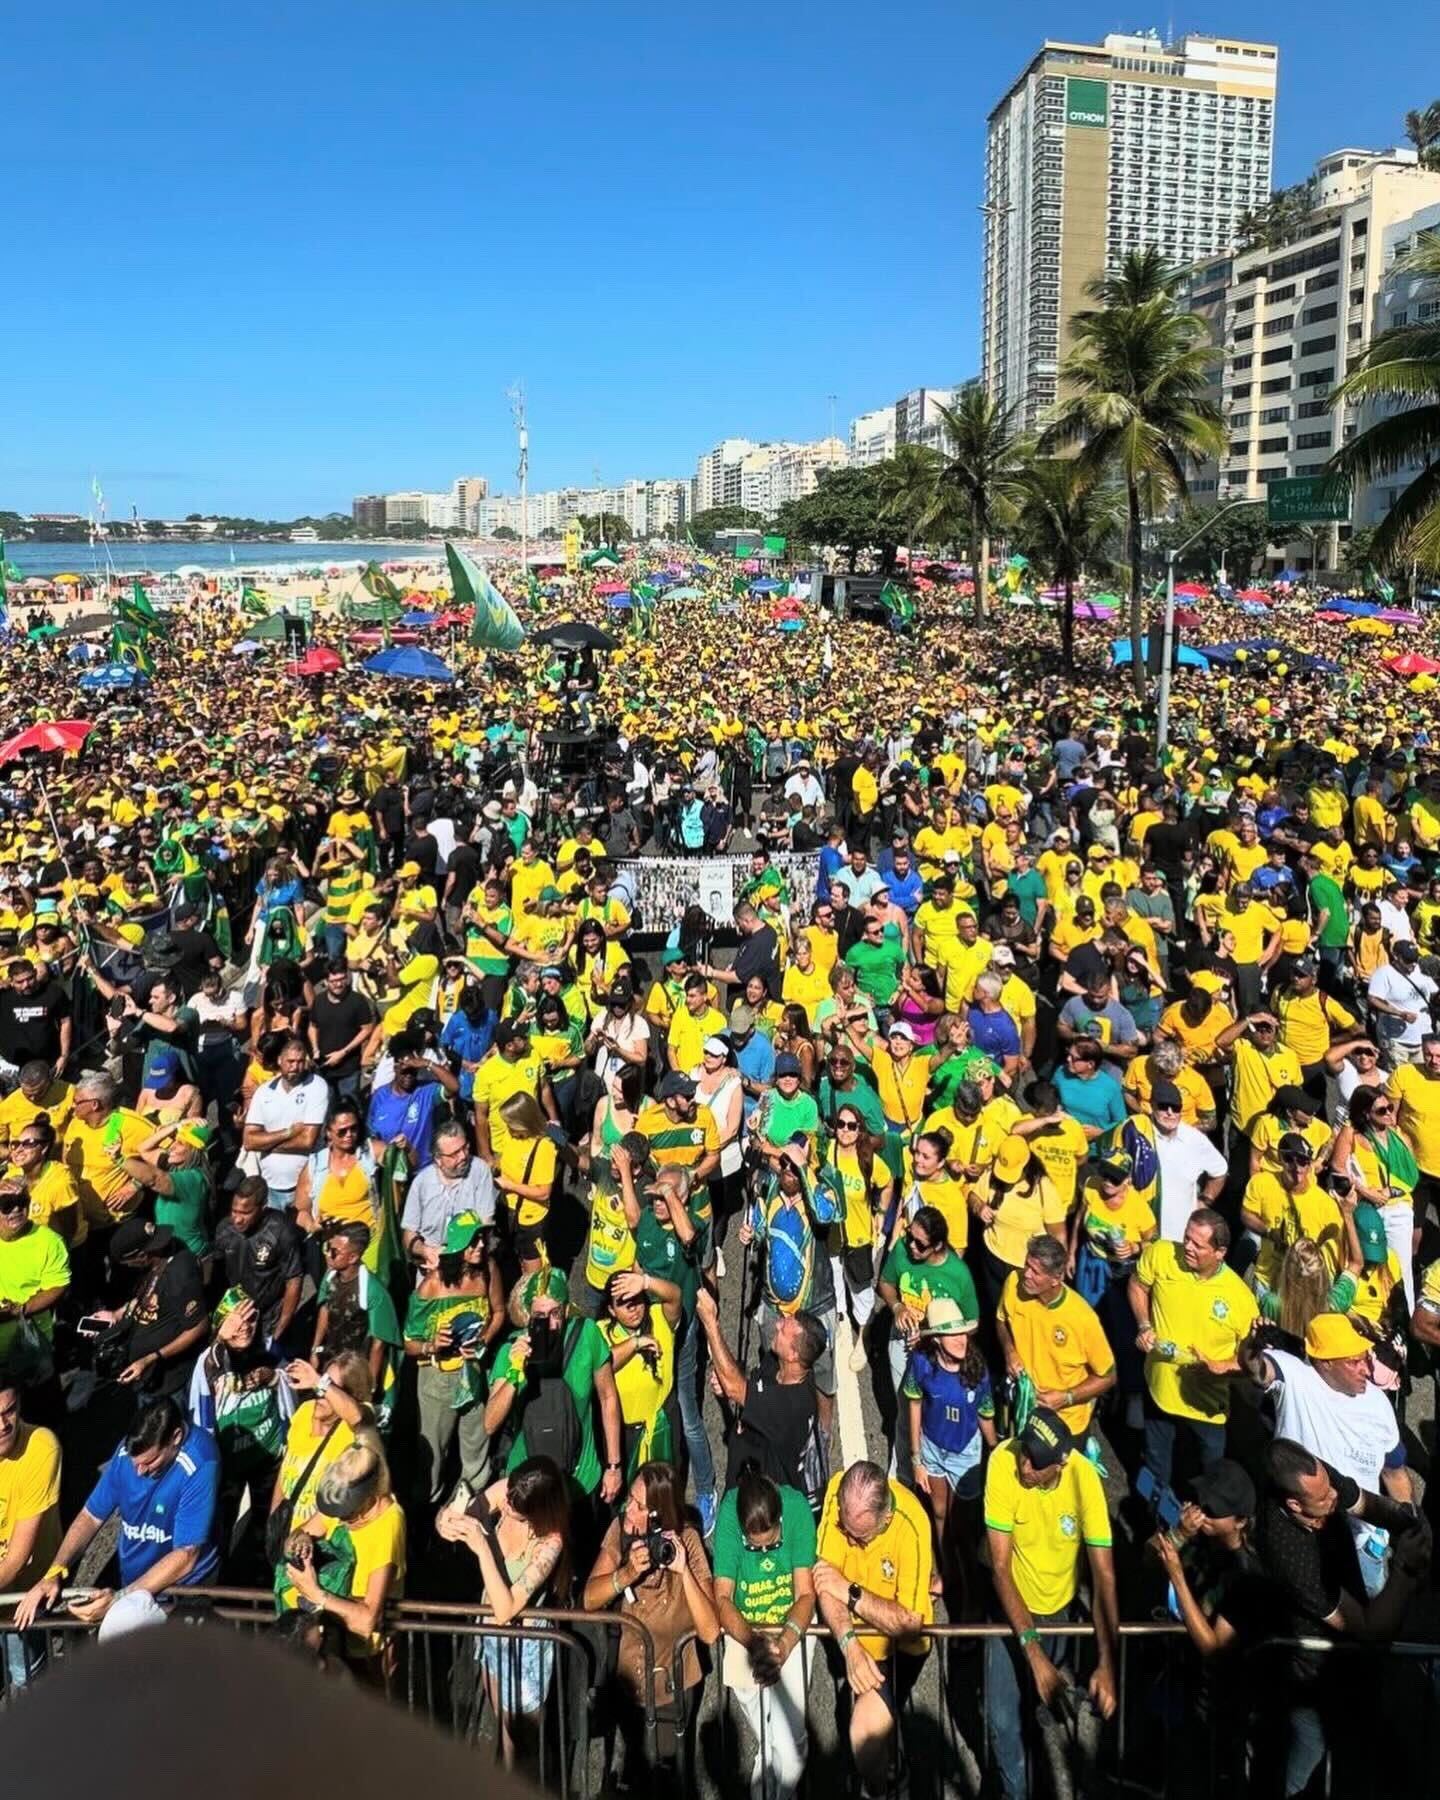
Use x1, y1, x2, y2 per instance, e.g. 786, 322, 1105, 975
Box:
1266, 476, 1350, 526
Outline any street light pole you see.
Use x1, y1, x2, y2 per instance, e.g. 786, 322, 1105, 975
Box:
1156, 497, 1260, 753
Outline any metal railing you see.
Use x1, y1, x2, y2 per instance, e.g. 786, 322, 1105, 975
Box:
3, 1594, 1438, 1798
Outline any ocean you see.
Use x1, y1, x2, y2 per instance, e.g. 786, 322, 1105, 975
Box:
5, 540, 446, 579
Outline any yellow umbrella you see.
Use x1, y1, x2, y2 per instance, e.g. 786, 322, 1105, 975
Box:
1350, 617, 1393, 636
53, 572, 83, 584
1410, 674, 1437, 694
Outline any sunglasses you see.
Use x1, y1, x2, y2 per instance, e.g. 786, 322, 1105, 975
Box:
0, 1197, 28, 1214
836, 1119, 861, 1132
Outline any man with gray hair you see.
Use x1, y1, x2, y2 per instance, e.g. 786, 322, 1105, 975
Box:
63, 1072, 152, 1263
400, 1122, 496, 1274
812, 1458, 934, 1799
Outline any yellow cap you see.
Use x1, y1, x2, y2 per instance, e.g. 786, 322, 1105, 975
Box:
991, 1136, 1030, 1185
1304, 1312, 1370, 1361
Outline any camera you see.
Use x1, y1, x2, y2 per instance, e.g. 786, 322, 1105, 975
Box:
645, 1510, 677, 1570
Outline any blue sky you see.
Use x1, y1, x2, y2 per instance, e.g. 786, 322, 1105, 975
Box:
7, 1, 1438, 517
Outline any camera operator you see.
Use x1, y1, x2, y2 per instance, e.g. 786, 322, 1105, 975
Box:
583, 1459, 719, 1785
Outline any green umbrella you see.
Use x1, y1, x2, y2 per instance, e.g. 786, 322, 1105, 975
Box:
242, 611, 293, 641
26, 624, 62, 640
1089, 592, 1122, 608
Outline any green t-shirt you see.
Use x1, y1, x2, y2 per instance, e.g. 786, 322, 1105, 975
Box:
764, 1090, 821, 1148
844, 935, 906, 1005
493, 1317, 612, 1495
1006, 868, 1048, 927
155, 1165, 211, 1259
635, 1209, 706, 1315
926, 1048, 993, 1111
712, 1482, 816, 1623
1308, 872, 1349, 948
878, 1243, 978, 1329
817, 1075, 885, 1136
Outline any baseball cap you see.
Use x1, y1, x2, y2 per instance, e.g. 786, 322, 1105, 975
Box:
773, 1052, 803, 1078
1150, 1080, 1183, 1112
1191, 1459, 1257, 1522
991, 1136, 1030, 1184
703, 1035, 730, 1057
1277, 1131, 1314, 1163
1353, 1202, 1389, 1265
1020, 1406, 1074, 1471
728, 1001, 756, 1035
989, 943, 1016, 966
111, 1216, 175, 1261
1097, 1151, 1133, 1183
1393, 939, 1420, 965
656, 1073, 697, 1100
923, 1294, 978, 1336
398, 860, 422, 879
442, 1210, 486, 1255
1304, 1312, 1371, 1360
887, 1020, 917, 1042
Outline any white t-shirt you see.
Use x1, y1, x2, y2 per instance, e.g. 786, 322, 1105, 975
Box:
1153, 1124, 1229, 1241
1267, 1347, 1399, 1494
1367, 964, 1437, 1050
426, 818, 457, 873
244, 1072, 332, 1192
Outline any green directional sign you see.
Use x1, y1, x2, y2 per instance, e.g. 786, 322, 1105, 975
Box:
1266, 475, 1350, 526
1065, 78, 1108, 128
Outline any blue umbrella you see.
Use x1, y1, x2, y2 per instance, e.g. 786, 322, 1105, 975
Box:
401, 610, 438, 627
749, 579, 782, 594
79, 663, 143, 691
362, 645, 455, 682
1110, 637, 1210, 670
605, 592, 634, 609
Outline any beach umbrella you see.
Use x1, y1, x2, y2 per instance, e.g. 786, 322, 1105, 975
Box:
243, 611, 294, 641
1315, 610, 1348, 623
53, 573, 84, 585
532, 621, 622, 652
1086, 592, 1122, 607
1173, 582, 1209, 599
1237, 588, 1271, 603
26, 624, 62, 640
1386, 652, 1440, 677
1378, 609, 1422, 625
1173, 607, 1203, 628
230, 641, 265, 657
1350, 617, 1394, 636
1074, 601, 1114, 621
362, 645, 455, 682
0, 718, 97, 760
604, 592, 634, 609
286, 647, 343, 677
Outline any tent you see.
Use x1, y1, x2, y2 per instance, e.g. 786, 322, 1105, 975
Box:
1384, 652, 1440, 677
1111, 637, 1210, 670
243, 611, 295, 642
361, 646, 455, 681
1074, 601, 1116, 621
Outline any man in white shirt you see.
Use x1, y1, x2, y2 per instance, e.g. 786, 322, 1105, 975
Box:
1148, 1082, 1227, 1241
784, 759, 825, 813
1367, 940, 1437, 1063
240, 1036, 331, 1211
1378, 883, 1415, 944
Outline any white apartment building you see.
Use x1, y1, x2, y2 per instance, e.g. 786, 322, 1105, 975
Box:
383, 491, 429, 527
849, 406, 897, 466
1210, 147, 1440, 572
766, 438, 848, 508
983, 31, 1277, 431
693, 438, 760, 512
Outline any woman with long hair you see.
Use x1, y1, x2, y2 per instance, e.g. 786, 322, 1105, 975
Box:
436, 1456, 572, 1768
692, 1033, 744, 1257
1260, 1234, 1361, 1342
822, 1103, 892, 1373
5, 1112, 82, 1243
773, 1003, 819, 1091
1330, 1084, 1420, 1301
588, 1060, 645, 1176
968, 1135, 1067, 1318
903, 1300, 996, 1615
583, 1459, 720, 1785
295, 1103, 380, 1269
250, 958, 312, 1055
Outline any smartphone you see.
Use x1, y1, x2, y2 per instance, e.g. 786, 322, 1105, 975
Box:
76, 1314, 111, 1337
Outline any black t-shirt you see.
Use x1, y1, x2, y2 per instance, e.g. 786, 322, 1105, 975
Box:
166, 927, 223, 998
445, 841, 481, 907
732, 924, 779, 997
311, 988, 377, 1079
373, 782, 406, 835
404, 831, 440, 878
213, 1213, 304, 1337
0, 979, 70, 1064
127, 1248, 208, 1393
1256, 1464, 1363, 1684
726, 1352, 821, 1495
1064, 942, 1110, 992
1143, 820, 1191, 875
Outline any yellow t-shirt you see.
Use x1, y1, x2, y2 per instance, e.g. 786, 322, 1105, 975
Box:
999, 975, 1037, 1040
980, 1167, 1068, 1271
781, 962, 831, 1026
873, 1048, 930, 1131
1224, 901, 1279, 965
1123, 1056, 1214, 1127
997, 1275, 1114, 1436
1248, 1113, 1333, 1179
584, 1174, 637, 1290
62, 1107, 154, 1228
983, 1439, 1112, 1617
900, 1159, 969, 1254
1245, 1170, 1344, 1288
510, 858, 558, 920
0, 1081, 75, 1146
930, 938, 993, 1012
635, 1099, 721, 1170
1275, 990, 1355, 1069
19, 1159, 84, 1242
499, 1133, 557, 1229
0, 1422, 61, 1587
1388, 1064, 1440, 1177
471, 1052, 545, 1154
816, 1475, 932, 1661
1135, 1240, 1259, 1423
278, 1403, 356, 1523
827, 1147, 879, 1251
1077, 1177, 1157, 1266
334, 1498, 407, 1655
913, 898, 964, 951
1020, 1116, 1092, 1208
667, 1004, 727, 1074
1229, 1039, 1304, 1137
1159, 1000, 1235, 1068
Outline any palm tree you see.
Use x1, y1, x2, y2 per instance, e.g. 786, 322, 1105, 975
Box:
1328, 232, 1440, 568
1012, 460, 1125, 671
1404, 102, 1440, 170
925, 388, 1026, 622
873, 444, 943, 557
1040, 251, 1225, 699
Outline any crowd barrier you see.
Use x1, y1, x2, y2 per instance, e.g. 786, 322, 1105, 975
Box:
4, 1593, 1438, 1797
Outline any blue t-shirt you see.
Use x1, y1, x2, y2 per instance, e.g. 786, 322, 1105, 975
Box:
735, 1032, 777, 1122
367, 1079, 443, 1170
967, 1005, 1021, 1062
1054, 1066, 1128, 1134
902, 1349, 992, 1457
86, 1425, 220, 1587
440, 1010, 497, 1101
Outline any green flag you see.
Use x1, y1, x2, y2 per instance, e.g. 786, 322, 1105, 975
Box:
449, 543, 526, 652
763, 535, 787, 556
117, 580, 168, 636
111, 620, 155, 675
360, 561, 403, 605
241, 584, 269, 617
1370, 567, 1396, 605
879, 580, 916, 625
732, 575, 749, 598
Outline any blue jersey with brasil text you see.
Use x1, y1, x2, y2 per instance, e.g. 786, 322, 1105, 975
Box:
86, 1424, 221, 1587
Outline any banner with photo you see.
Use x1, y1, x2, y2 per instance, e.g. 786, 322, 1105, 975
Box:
617, 852, 818, 934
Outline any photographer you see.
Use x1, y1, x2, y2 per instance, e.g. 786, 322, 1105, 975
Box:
278, 1443, 406, 1673
92, 1215, 209, 1398
583, 1459, 720, 1785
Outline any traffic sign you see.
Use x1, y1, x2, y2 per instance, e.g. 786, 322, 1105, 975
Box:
1266, 476, 1350, 526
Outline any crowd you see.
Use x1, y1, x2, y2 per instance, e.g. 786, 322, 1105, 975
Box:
0, 553, 1437, 1799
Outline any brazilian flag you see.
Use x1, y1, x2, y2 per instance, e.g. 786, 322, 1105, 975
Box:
111, 620, 155, 675
117, 580, 169, 636
241, 584, 269, 617
360, 560, 404, 606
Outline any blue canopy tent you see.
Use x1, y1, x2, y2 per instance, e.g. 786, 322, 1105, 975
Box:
361, 646, 455, 682
1110, 636, 1210, 670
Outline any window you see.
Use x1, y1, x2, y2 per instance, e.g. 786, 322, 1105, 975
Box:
1299, 367, 1335, 387
1294, 430, 1332, 450
1233, 324, 1255, 342
1258, 437, 1287, 454
1261, 376, 1291, 393
1266, 283, 1296, 303
1259, 406, 1288, 424
1302, 302, 1338, 324
1261, 345, 1293, 364
1296, 398, 1327, 418
1300, 335, 1337, 357
1229, 441, 1251, 456
1230, 412, 1253, 427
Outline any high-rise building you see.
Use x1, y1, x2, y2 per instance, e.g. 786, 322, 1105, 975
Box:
383, 491, 429, 528
453, 475, 488, 531
983, 31, 1278, 431
849, 407, 897, 466
1185, 146, 1440, 574
693, 439, 759, 513
351, 494, 386, 533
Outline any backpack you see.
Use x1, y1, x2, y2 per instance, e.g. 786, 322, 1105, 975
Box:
515, 1318, 584, 1472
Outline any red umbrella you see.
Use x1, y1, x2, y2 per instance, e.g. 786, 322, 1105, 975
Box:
1173, 607, 1203, 628
1174, 582, 1208, 598
1237, 587, 1271, 603
286, 647, 343, 677
0, 718, 96, 762
1385, 652, 1440, 677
